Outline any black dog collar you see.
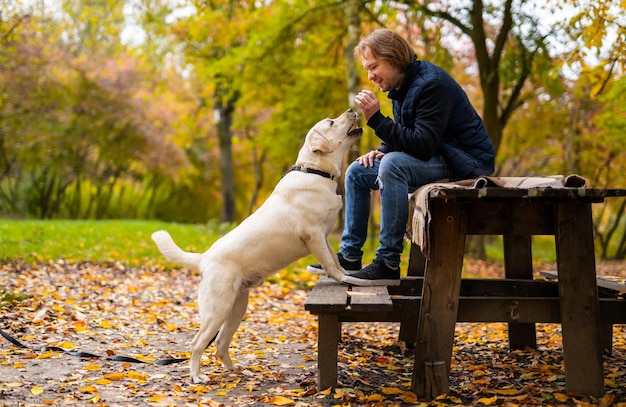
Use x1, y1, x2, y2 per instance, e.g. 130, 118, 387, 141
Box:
290, 165, 335, 180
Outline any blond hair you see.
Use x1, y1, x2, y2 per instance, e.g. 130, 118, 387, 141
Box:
354, 29, 417, 72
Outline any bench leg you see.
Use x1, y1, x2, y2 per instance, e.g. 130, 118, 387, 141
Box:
600, 323, 613, 354
398, 243, 426, 347
555, 201, 604, 397
411, 200, 467, 399
399, 313, 418, 348
317, 314, 340, 390
503, 234, 537, 350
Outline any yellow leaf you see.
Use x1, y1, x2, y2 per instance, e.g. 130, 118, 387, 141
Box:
478, 397, 497, 405
127, 371, 149, 381
103, 373, 125, 381
333, 388, 345, 398
98, 320, 112, 329
554, 393, 569, 402
381, 387, 403, 395
2, 382, 24, 387
94, 379, 111, 385
366, 393, 385, 402
58, 341, 76, 349
401, 391, 419, 403
215, 390, 228, 396
84, 364, 101, 371
51, 305, 65, 313
320, 387, 332, 395
148, 395, 164, 402
268, 396, 295, 406
80, 385, 98, 394
13, 362, 24, 368
189, 384, 207, 395
493, 389, 519, 395
172, 384, 183, 393
31, 386, 44, 395
601, 394, 615, 405
36, 351, 55, 359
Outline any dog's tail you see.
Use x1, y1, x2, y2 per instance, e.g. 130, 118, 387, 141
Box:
151, 230, 202, 271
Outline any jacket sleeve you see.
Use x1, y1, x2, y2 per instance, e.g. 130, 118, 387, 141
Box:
367, 81, 453, 160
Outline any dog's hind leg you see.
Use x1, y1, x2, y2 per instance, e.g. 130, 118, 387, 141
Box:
189, 318, 225, 383
189, 291, 235, 384
214, 289, 250, 370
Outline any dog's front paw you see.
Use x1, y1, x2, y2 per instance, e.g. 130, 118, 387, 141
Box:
325, 269, 346, 284
191, 373, 210, 384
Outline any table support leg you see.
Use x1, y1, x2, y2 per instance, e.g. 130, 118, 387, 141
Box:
411, 200, 467, 399
503, 234, 537, 349
317, 314, 339, 390
555, 201, 604, 397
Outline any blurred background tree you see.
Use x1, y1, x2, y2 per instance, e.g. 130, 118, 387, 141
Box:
1, 0, 625, 257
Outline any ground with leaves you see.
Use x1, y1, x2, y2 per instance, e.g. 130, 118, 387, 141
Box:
1, 260, 625, 406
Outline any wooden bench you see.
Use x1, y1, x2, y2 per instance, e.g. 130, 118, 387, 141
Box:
304, 186, 626, 398
304, 277, 393, 390
305, 273, 626, 392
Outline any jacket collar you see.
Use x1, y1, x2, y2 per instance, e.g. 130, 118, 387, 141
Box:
388, 58, 420, 101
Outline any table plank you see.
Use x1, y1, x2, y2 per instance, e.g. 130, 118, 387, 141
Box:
431, 187, 626, 200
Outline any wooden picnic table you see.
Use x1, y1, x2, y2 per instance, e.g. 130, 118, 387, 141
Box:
410, 186, 626, 399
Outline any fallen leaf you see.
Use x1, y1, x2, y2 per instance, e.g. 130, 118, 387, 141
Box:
83, 363, 101, 371
267, 396, 295, 406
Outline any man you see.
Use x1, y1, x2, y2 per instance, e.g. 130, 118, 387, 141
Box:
308, 28, 495, 286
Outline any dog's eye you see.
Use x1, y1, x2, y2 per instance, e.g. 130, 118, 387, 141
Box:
328, 120, 334, 126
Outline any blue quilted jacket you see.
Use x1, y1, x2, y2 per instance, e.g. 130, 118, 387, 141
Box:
367, 59, 495, 178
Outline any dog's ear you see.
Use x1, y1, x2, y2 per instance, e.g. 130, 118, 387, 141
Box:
308, 133, 334, 153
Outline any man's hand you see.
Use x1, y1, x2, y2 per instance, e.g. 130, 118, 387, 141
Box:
354, 90, 380, 121
356, 150, 385, 168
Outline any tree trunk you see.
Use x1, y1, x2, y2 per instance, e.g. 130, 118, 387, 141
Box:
215, 88, 237, 223
339, 0, 361, 230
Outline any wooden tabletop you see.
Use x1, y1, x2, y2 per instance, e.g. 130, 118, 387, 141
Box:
429, 187, 626, 200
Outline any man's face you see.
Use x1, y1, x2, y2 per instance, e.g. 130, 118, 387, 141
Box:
361, 47, 405, 92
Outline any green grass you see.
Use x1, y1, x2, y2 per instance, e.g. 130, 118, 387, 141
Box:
0, 219, 233, 267
484, 235, 557, 263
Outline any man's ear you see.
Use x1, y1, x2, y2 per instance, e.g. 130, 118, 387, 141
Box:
308, 133, 334, 153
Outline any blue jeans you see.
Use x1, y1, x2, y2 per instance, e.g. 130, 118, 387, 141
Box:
339, 152, 450, 266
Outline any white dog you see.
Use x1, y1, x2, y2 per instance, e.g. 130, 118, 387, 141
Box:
151, 109, 362, 383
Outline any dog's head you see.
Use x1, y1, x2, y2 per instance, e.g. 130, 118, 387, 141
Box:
296, 109, 362, 177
